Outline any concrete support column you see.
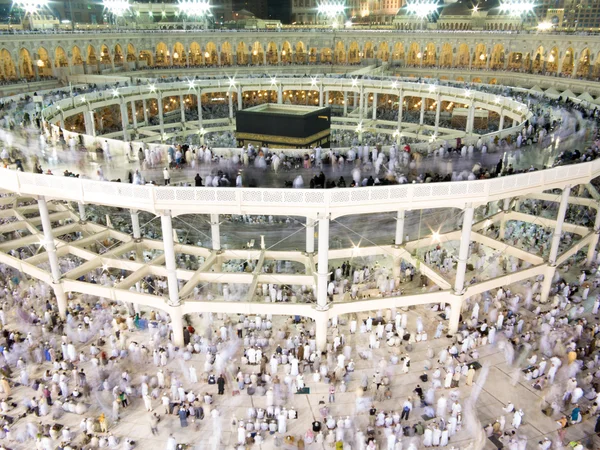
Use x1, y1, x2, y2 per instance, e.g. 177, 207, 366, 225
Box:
120, 102, 129, 141
320, 88, 324, 108
454, 204, 474, 294
398, 91, 403, 130
448, 297, 462, 334
548, 186, 570, 265
77, 202, 86, 222
228, 93, 234, 120
586, 205, 600, 266
157, 95, 164, 135
419, 96, 425, 125
210, 213, 221, 251
359, 89, 364, 120
262, 51, 267, 66
540, 265, 556, 304
237, 87, 242, 111
180, 95, 185, 123
434, 94, 441, 134
498, 113, 504, 131
466, 103, 474, 133
197, 93, 203, 128
372, 92, 377, 120
131, 101, 137, 129
395, 210, 405, 246
38, 196, 61, 283
315, 312, 328, 352
277, 85, 283, 104
143, 99, 148, 124
343, 91, 347, 116
353, 91, 358, 111
306, 218, 315, 254
131, 210, 141, 239
499, 198, 511, 240
317, 216, 330, 308
53, 281, 68, 320
84, 110, 95, 137
169, 306, 184, 346
160, 211, 180, 307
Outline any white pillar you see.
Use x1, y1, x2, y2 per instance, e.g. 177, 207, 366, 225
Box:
498, 110, 504, 131
157, 95, 164, 135
398, 90, 403, 130
228, 93, 233, 120
84, 110, 95, 136
78, 202, 86, 222
169, 306, 184, 346
359, 88, 364, 120
395, 210, 405, 246
315, 311, 328, 352
237, 87, 242, 111
131, 101, 137, 129
586, 204, 600, 267
320, 88, 324, 108
160, 211, 180, 306
448, 297, 462, 334
143, 99, 148, 124
548, 186, 570, 265
197, 93, 203, 128
317, 216, 330, 308
180, 95, 185, 123
120, 102, 129, 141
210, 213, 221, 251
419, 96, 425, 125
434, 94, 441, 134
38, 196, 61, 283
53, 281, 67, 320
131, 210, 141, 239
372, 92, 377, 120
277, 85, 283, 104
454, 204, 474, 294
306, 218, 315, 253
466, 102, 474, 133
343, 91, 347, 116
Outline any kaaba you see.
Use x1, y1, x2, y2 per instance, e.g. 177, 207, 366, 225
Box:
236, 104, 331, 149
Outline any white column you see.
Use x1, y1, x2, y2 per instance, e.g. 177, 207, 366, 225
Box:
77, 202, 86, 222
343, 91, 348, 116
160, 211, 180, 306
448, 297, 462, 334
228, 93, 234, 120
180, 95, 185, 123
120, 101, 129, 141
372, 92, 377, 120
434, 94, 441, 134
131, 101, 137, 129
53, 282, 67, 319
548, 186, 570, 266
157, 94, 164, 135
398, 90, 403, 130
395, 210, 405, 246
306, 218, 315, 254
143, 99, 148, 124
277, 85, 283, 104
131, 210, 141, 239
454, 204, 474, 294
586, 204, 600, 266
319, 88, 324, 108
315, 312, 328, 352
359, 88, 364, 120
237, 86, 242, 111
466, 102, 474, 133
498, 110, 504, 131
316, 216, 330, 308
419, 96, 425, 125
169, 306, 184, 346
197, 93, 203, 128
84, 110, 95, 136
210, 213, 221, 251
540, 265, 556, 304
38, 196, 61, 283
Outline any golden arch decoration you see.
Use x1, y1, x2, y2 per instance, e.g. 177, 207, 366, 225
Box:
439, 43, 452, 67
392, 42, 404, 63
364, 42, 374, 59
282, 41, 292, 64
308, 47, 317, 64
423, 42, 435, 66
221, 42, 232, 66
296, 41, 306, 64
37, 47, 52, 76
236, 42, 248, 65
127, 44, 136, 62
334, 41, 345, 64
321, 47, 332, 64
189, 42, 201, 66
55, 46, 68, 68
455, 44, 470, 68
407, 42, 420, 65
251, 42, 264, 65
561, 47, 574, 76
266, 41, 278, 65
100, 45, 111, 64
155, 42, 168, 66
173, 42, 186, 65
0, 49, 16, 80
507, 51, 522, 70
71, 46, 83, 66
86, 45, 97, 65
113, 44, 124, 64
19, 48, 34, 79
205, 42, 217, 65
531, 46, 544, 72
377, 42, 389, 62
472, 43, 487, 68
490, 44, 504, 69
348, 42, 359, 64
576, 48, 591, 78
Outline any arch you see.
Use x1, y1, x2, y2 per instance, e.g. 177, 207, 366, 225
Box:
456, 76, 465, 81
251, 42, 264, 65
266, 41, 278, 65
489, 78, 497, 84
236, 42, 248, 65
113, 44, 124, 65
37, 47, 52, 77
86, 45, 97, 65
308, 47, 317, 64
54, 46, 68, 68
532, 46, 544, 72
392, 42, 404, 64
576, 47, 591, 78
334, 41, 345, 64
472, 43, 487, 68
126, 44, 136, 62
439, 43, 452, 67
455, 44, 470, 68
377, 42, 389, 62
472, 77, 482, 83
546, 46, 559, 73
100, 44, 111, 64
561, 47, 574, 76
173, 42, 186, 66
490, 44, 504, 69
189, 42, 201, 66
321, 47, 332, 64
282, 41, 292, 64
423, 42, 436, 66
593, 53, 600, 80
507, 51, 522, 70
72, 46, 83, 66
205, 42, 217, 65
221, 42, 232, 66
19, 48, 34, 79
407, 42, 420, 65
364, 41, 374, 59
155, 42, 168, 66
295, 41, 306, 64
0, 49, 16, 80
348, 41, 359, 64
139, 50, 153, 66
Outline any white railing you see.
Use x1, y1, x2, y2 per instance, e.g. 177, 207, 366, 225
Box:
2, 158, 599, 219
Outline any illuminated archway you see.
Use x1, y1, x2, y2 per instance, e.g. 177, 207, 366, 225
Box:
173, 42, 186, 66
472, 43, 487, 69
364, 41, 374, 59
86, 45, 97, 65
439, 43, 452, 67
0, 49, 16, 80
37, 47, 52, 76
423, 42, 436, 66
19, 48, 34, 79
221, 42, 232, 66
407, 42, 420, 65
296, 41, 306, 64
348, 41, 359, 64
490, 44, 504, 69
155, 42, 169, 66
576, 48, 591, 78
392, 42, 404, 64
127, 44, 136, 62
251, 42, 264, 65
205, 42, 217, 65
100, 45, 111, 64
282, 41, 292, 64
507, 51, 522, 70
266, 41, 278, 65
455, 44, 470, 68
55, 46, 68, 68
321, 47, 332, 64
560, 47, 574, 76
237, 42, 248, 65
334, 41, 345, 64
377, 42, 389, 62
